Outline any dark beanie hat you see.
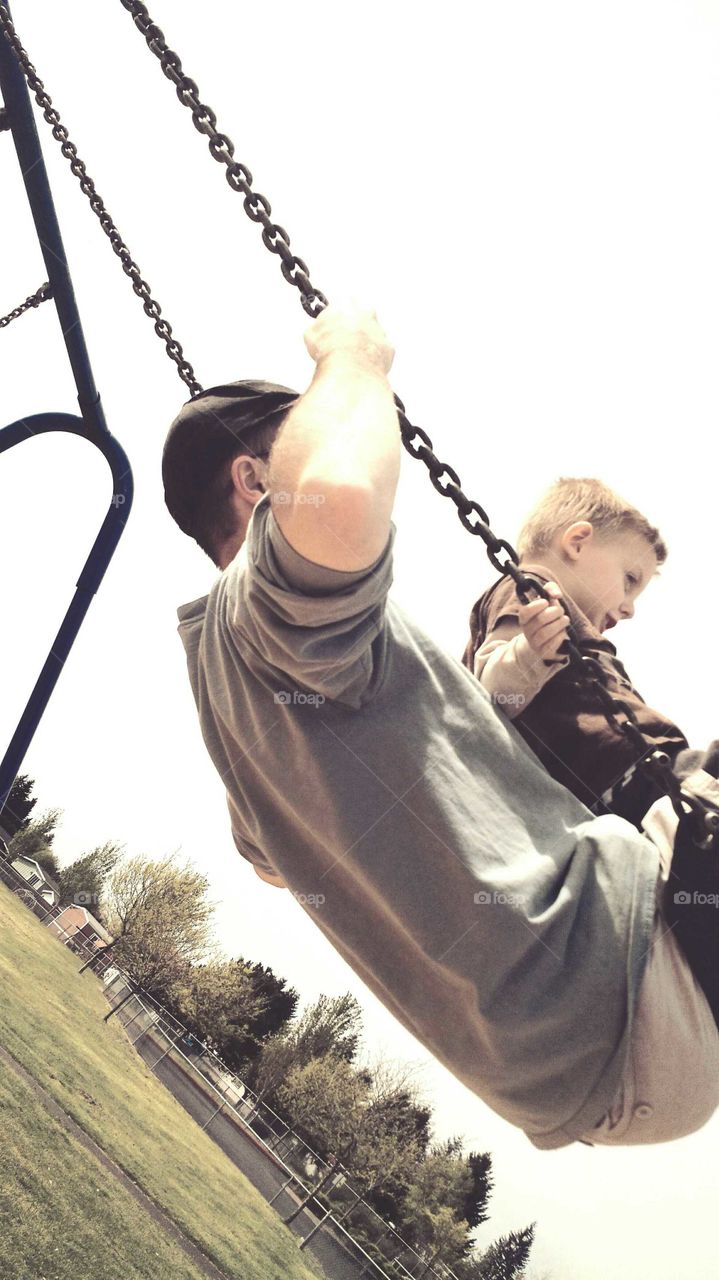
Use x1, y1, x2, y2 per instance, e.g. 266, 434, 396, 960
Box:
162, 379, 300, 536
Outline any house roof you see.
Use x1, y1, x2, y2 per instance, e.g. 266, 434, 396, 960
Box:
55, 903, 114, 944
79, 907, 114, 945
11, 855, 62, 895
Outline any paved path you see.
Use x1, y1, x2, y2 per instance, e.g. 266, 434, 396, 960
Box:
133, 1031, 372, 1280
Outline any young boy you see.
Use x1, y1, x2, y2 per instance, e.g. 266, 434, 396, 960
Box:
459, 479, 719, 1138
461, 477, 690, 830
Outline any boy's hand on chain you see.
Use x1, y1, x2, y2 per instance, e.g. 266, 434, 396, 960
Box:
674, 739, 719, 784
516, 581, 571, 664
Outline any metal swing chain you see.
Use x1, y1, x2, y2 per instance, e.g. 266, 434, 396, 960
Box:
1, 2, 713, 843
117, 1, 719, 845
119, 0, 329, 322
0, 1, 201, 396
0, 280, 52, 328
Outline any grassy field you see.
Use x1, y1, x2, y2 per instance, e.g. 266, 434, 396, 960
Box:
0, 1064, 221, 1280
0, 881, 327, 1280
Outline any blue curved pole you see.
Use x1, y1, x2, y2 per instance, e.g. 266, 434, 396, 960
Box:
0, 416, 133, 812
0, 5, 134, 815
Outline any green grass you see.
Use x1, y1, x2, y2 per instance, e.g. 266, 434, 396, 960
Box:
0, 882, 327, 1280
0, 1066, 214, 1280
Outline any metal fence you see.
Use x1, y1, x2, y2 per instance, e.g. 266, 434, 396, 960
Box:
0, 855, 464, 1280
100, 974, 462, 1280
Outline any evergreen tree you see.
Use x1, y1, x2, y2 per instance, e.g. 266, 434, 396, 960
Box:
0, 773, 37, 837
57, 841, 124, 919
7, 809, 63, 881
402, 1140, 486, 1261
474, 1225, 536, 1280
242, 960, 298, 1049
462, 1150, 494, 1230
292, 992, 363, 1063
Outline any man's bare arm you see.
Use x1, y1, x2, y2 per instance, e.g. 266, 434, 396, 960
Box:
268, 306, 401, 573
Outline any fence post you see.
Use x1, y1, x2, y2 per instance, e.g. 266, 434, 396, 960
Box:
150, 1028, 182, 1070
130, 1018, 154, 1046
298, 1205, 334, 1250
79, 941, 115, 975
269, 1173, 296, 1207
103, 986, 135, 1022
268, 1122, 291, 1151
201, 1097, 226, 1132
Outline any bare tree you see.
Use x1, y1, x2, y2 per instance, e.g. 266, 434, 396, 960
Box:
102, 852, 216, 994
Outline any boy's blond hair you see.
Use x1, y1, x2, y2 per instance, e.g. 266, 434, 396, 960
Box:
517, 477, 667, 565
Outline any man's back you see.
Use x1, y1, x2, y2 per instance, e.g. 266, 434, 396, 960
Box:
177, 491, 661, 1150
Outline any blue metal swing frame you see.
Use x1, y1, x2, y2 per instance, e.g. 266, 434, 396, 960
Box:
0, 6, 133, 816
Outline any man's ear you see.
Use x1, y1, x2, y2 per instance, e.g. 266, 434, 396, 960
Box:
231, 455, 267, 502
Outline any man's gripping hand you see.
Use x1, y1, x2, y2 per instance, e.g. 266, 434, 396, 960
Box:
516, 581, 571, 665
303, 303, 395, 377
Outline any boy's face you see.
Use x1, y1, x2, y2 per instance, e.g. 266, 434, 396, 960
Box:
556, 525, 659, 633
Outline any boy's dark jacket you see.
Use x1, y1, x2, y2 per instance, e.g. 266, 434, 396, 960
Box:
462, 563, 688, 827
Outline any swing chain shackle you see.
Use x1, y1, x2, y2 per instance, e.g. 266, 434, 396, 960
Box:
0, 0, 202, 396
0, 280, 52, 328
119, 0, 329, 324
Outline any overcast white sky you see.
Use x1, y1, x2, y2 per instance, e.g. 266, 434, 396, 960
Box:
2, 1, 719, 1277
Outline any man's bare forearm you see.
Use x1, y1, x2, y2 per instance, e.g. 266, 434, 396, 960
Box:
268, 311, 401, 506
267, 307, 401, 571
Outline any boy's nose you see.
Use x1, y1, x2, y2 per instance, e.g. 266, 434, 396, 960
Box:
620, 599, 635, 620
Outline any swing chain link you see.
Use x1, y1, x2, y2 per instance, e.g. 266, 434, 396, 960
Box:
119, 0, 329, 322
0, 280, 52, 328
0, 1, 202, 397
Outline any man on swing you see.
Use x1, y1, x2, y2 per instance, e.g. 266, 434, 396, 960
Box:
163, 304, 719, 1150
